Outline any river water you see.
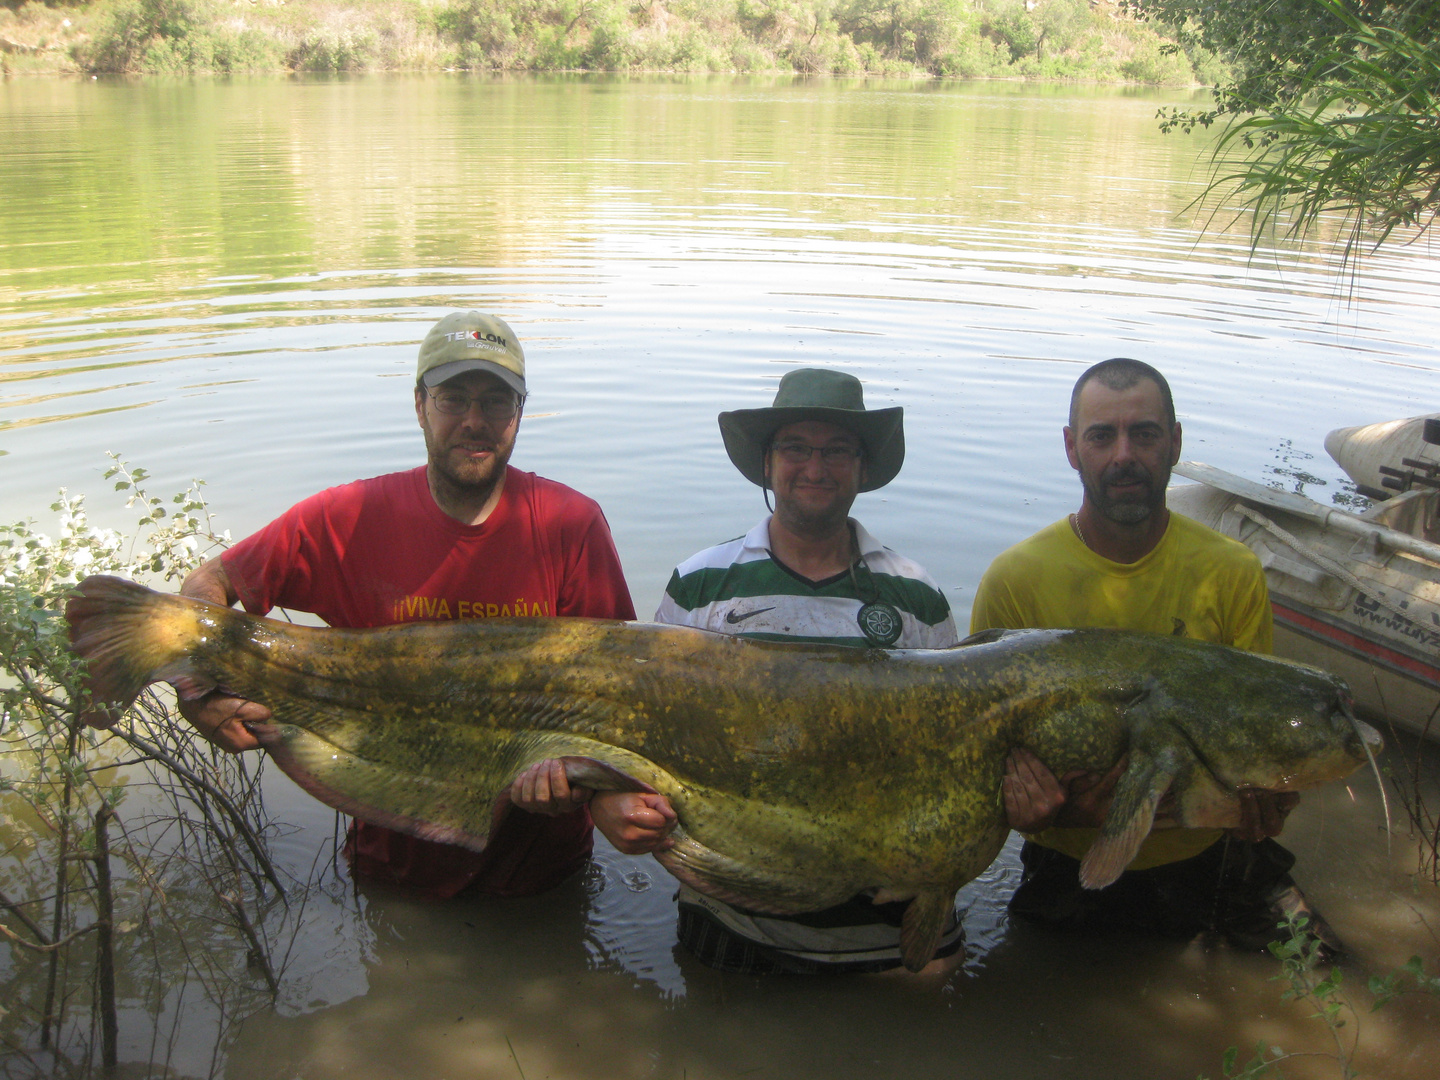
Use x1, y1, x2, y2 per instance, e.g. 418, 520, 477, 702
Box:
2, 74, 1439, 1079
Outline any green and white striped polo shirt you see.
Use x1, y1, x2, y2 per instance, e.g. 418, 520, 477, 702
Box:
654, 517, 957, 648
654, 516, 961, 970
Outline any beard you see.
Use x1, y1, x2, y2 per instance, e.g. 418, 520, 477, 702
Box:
1082, 461, 1167, 525
431, 445, 509, 490
422, 422, 516, 503
776, 498, 851, 538
771, 476, 857, 540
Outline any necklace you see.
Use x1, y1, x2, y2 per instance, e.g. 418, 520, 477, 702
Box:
849, 524, 902, 647
1070, 512, 1088, 550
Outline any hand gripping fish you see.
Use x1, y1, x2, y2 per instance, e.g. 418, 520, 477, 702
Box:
65, 576, 1380, 971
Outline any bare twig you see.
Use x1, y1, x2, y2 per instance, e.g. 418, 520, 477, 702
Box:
40, 714, 82, 1051
93, 805, 119, 1070
116, 726, 286, 899
221, 892, 279, 997
0, 884, 53, 946
0, 919, 102, 953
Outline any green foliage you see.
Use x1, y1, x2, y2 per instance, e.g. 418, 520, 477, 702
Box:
1199, 914, 1357, 1080
1180, 0, 1440, 271
287, 24, 380, 71
435, 0, 519, 65
81, 0, 283, 72
979, 0, 1094, 65
1369, 954, 1440, 1007
1133, 0, 1360, 112
931, 29, 1008, 77
1116, 32, 1192, 84
989, 2, 1039, 61
1203, 915, 1440, 1080
56, 0, 1203, 78
837, 0, 974, 67
1, 458, 294, 1072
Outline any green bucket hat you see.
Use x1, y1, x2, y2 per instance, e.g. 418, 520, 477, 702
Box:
719, 368, 905, 493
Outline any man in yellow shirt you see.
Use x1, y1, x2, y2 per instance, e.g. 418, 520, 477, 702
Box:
970, 358, 1330, 952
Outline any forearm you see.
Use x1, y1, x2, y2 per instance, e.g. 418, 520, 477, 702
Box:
180, 557, 239, 608
175, 556, 267, 751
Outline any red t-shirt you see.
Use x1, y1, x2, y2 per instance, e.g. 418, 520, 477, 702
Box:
222, 465, 636, 899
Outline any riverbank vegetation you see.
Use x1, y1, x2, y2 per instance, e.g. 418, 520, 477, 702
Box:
1151, 0, 1439, 268
0, 464, 306, 1074
0, 0, 1215, 79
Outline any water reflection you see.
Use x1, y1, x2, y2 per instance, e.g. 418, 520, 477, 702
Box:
584, 842, 686, 999
226, 759, 1435, 1080
3, 74, 1440, 1078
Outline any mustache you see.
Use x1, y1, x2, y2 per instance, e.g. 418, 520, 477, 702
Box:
1101, 464, 1153, 486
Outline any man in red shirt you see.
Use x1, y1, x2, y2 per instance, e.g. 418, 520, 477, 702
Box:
176, 311, 653, 898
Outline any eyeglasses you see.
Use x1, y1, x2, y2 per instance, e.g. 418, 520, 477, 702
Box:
428, 388, 523, 420
773, 442, 862, 466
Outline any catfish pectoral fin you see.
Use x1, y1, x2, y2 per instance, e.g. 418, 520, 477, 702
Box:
1079, 750, 1178, 890
900, 889, 959, 973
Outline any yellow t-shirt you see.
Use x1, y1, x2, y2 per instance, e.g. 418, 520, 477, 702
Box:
970, 512, 1274, 869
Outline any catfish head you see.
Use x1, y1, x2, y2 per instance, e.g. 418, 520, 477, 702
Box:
1079, 646, 1380, 890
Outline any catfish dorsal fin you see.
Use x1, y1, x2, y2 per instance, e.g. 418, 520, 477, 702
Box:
900, 889, 958, 973
1078, 749, 1178, 890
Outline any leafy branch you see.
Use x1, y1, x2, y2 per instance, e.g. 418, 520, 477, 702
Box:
1203, 915, 1440, 1080
1152, 0, 1440, 275
0, 458, 302, 1077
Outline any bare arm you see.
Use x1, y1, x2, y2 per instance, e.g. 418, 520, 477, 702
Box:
175, 558, 272, 752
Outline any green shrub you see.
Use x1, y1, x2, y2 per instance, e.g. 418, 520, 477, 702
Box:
829, 34, 863, 74
287, 25, 379, 71
1, 461, 295, 1070
934, 32, 1007, 77
1117, 35, 1191, 83
83, 0, 213, 72
989, 3, 1038, 61
728, 33, 774, 71
581, 15, 635, 69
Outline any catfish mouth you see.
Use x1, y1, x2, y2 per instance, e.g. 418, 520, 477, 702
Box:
1157, 718, 1302, 829
1170, 692, 1375, 795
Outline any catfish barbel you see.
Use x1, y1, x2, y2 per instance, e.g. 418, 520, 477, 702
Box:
65, 575, 1380, 971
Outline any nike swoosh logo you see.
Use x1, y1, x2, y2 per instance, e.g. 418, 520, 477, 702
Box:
725, 606, 776, 624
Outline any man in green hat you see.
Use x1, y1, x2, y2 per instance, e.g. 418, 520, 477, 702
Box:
173, 311, 637, 901
651, 366, 960, 972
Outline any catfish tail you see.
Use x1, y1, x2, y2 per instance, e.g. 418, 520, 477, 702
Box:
65, 575, 213, 728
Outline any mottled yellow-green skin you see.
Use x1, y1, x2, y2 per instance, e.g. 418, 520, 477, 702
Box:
68, 577, 1371, 969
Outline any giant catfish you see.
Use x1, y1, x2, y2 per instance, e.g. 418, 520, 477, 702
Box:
65, 575, 1380, 971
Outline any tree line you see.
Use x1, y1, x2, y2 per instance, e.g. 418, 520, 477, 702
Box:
1, 0, 1205, 79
